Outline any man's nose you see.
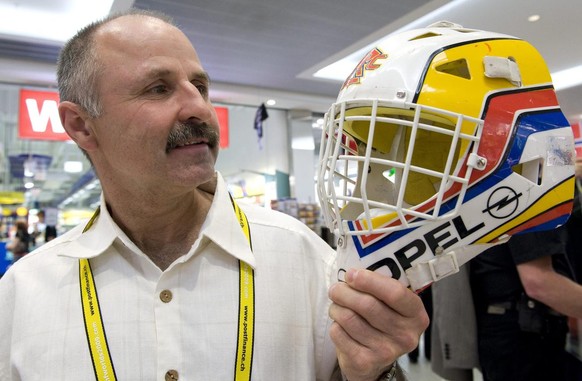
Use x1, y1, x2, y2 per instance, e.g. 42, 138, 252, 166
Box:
177, 82, 213, 122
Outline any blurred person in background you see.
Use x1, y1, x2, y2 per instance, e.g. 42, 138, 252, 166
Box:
30, 210, 47, 248
563, 157, 582, 379
470, 225, 582, 381
6, 220, 30, 263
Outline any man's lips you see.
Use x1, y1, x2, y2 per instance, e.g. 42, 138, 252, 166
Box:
174, 138, 209, 148
167, 138, 212, 152
166, 121, 219, 153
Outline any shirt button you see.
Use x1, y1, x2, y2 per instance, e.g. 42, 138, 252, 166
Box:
160, 290, 173, 303
165, 369, 179, 380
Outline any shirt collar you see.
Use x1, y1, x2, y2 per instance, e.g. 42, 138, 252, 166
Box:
57, 193, 118, 259
201, 172, 256, 268
57, 172, 256, 268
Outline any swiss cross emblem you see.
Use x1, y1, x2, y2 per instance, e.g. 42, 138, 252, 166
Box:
341, 48, 388, 90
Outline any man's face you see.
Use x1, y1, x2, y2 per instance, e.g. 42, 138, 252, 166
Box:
87, 16, 220, 195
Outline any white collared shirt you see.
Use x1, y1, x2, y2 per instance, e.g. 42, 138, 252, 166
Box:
0, 173, 340, 380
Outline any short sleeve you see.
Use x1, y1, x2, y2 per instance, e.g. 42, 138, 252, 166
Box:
507, 227, 567, 265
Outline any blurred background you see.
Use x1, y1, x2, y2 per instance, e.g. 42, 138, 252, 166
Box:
0, 0, 579, 230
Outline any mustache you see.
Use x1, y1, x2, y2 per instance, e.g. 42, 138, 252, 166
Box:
166, 121, 220, 152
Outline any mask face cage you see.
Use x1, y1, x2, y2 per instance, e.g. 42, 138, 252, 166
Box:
317, 98, 486, 237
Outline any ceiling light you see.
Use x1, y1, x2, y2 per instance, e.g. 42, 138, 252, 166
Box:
24, 182, 34, 189
266, 99, 277, 106
0, 1, 115, 43
312, 118, 325, 128
64, 161, 83, 173
314, 61, 360, 82
312, 0, 470, 82
528, 14, 541, 22
552, 65, 582, 91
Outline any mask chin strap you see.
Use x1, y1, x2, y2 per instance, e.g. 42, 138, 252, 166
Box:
405, 237, 510, 291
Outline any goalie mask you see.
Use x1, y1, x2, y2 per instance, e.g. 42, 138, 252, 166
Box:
317, 22, 575, 291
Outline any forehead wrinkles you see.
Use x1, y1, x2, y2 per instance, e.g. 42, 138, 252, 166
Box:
94, 16, 190, 66
95, 21, 162, 57
94, 18, 203, 94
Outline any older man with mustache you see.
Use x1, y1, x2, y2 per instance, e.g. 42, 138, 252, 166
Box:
0, 9, 428, 381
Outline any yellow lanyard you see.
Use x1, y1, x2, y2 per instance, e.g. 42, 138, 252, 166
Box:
231, 197, 255, 381
80, 199, 255, 381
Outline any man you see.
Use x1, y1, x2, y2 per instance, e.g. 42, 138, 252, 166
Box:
471, 227, 582, 381
0, 9, 428, 381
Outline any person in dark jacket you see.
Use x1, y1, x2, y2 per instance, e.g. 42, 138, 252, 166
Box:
471, 225, 582, 381
6, 220, 30, 262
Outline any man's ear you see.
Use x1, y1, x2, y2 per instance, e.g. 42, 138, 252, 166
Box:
58, 101, 98, 151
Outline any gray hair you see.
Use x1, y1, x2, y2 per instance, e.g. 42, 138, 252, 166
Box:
56, 8, 175, 118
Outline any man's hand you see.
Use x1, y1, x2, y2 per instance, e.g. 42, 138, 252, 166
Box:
328, 268, 430, 381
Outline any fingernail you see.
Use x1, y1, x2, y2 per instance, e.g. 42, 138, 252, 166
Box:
346, 268, 358, 283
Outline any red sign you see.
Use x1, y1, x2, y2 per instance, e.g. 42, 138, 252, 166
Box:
572, 123, 582, 158
19, 89, 230, 147
18, 89, 71, 141
215, 106, 229, 149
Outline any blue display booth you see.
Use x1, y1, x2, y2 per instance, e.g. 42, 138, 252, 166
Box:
0, 242, 11, 276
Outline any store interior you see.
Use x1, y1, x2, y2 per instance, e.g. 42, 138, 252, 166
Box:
0, 0, 580, 253
0, 1, 580, 378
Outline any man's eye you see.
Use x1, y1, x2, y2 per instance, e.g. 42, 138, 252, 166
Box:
148, 84, 168, 94
195, 84, 209, 98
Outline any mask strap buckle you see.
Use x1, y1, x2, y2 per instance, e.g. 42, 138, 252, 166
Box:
405, 250, 460, 291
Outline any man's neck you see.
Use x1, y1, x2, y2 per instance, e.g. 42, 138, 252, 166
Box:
105, 187, 215, 270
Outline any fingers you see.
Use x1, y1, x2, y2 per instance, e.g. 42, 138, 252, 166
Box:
328, 302, 402, 357
327, 268, 430, 380
330, 268, 429, 332
328, 280, 422, 352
